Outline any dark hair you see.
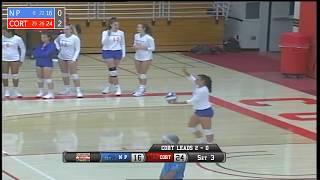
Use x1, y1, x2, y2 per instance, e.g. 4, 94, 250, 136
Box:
40, 31, 53, 41
107, 17, 118, 30
140, 23, 152, 35
198, 74, 212, 92
2, 27, 15, 36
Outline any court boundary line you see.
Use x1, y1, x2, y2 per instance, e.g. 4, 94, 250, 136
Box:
2, 151, 56, 180
2, 92, 192, 101
2, 170, 20, 180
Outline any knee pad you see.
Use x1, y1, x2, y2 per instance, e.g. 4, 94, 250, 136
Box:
187, 127, 198, 133
108, 67, 118, 77
44, 79, 53, 84
11, 74, 19, 79
139, 74, 147, 80
62, 73, 69, 78
71, 74, 79, 80
203, 129, 213, 136
2, 74, 9, 79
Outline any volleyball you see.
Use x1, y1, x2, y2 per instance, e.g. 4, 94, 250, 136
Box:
165, 92, 177, 103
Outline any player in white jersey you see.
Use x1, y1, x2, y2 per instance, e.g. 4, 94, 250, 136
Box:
132, 24, 155, 97
2, 28, 26, 98
169, 68, 214, 144
101, 17, 126, 96
54, 25, 83, 98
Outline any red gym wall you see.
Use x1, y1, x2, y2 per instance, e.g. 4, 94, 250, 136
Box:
299, 1, 317, 79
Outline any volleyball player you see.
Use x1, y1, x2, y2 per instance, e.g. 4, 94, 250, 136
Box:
54, 25, 83, 98
168, 68, 214, 144
132, 24, 155, 97
101, 17, 126, 96
2, 28, 26, 98
32, 32, 57, 99
160, 134, 186, 179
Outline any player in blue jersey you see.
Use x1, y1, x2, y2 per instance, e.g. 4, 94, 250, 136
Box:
160, 134, 186, 180
32, 32, 57, 99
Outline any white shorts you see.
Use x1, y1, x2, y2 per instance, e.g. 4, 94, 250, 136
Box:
135, 58, 152, 62
2, 59, 20, 62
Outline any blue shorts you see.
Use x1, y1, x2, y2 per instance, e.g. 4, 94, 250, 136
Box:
195, 107, 214, 118
36, 59, 53, 68
102, 50, 122, 60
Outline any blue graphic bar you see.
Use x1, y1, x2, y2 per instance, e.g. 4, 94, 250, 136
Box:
100, 152, 132, 162
7, 8, 55, 18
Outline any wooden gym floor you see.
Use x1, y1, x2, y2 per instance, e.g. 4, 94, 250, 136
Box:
2, 53, 316, 179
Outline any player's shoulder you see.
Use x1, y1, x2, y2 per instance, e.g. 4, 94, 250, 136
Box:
49, 42, 57, 47
69, 34, 80, 41
117, 30, 125, 35
58, 34, 65, 38
199, 86, 210, 93
169, 162, 186, 169
134, 33, 140, 38
146, 34, 154, 40
13, 35, 23, 40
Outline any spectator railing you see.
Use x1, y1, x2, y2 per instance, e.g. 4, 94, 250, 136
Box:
2, 2, 230, 21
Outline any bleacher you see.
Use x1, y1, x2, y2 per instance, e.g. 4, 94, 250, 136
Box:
2, 1, 230, 53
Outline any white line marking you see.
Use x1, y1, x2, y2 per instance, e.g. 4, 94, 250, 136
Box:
3, 151, 56, 180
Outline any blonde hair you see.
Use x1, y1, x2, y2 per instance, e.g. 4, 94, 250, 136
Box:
66, 24, 78, 36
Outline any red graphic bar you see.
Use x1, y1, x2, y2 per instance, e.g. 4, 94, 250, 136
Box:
7, 18, 55, 29
146, 152, 174, 162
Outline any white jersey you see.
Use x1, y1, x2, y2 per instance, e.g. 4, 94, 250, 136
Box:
101, 30, 126, 58
186, 75, 212, 110
133, 33, 155, 61
2, 35, 26, 62
54, 34, 80, 61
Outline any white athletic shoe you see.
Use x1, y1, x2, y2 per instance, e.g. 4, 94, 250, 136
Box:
42, 93, 55, 99
102, 85, 114, 94
4, 89, 10, 97
59, 88, 71, 95
132, 86, 139, 95
114, 85, 122, 96
12, 90, 22, 98
36, 90, 44, 98
133, 87, 145, 97
76, 90, 83, 98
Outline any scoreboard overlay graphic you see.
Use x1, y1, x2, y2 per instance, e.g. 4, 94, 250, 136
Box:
63, 144, 226, 163
7, 7, 65, 29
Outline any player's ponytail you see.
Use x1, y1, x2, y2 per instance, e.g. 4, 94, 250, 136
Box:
198, 74, 212, 93
69, 24, 78, 36
142, 24, 152, 36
